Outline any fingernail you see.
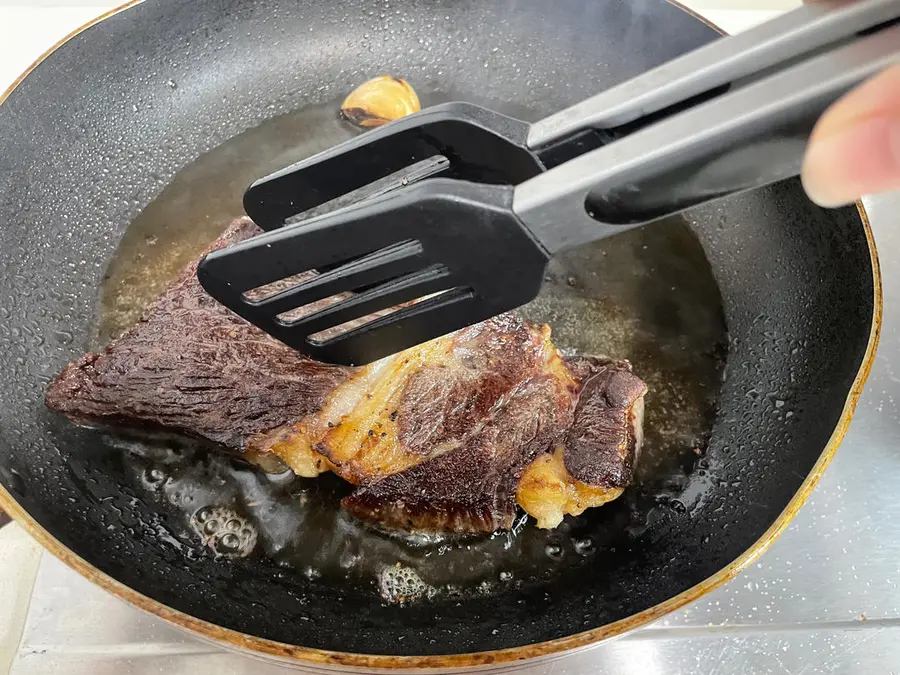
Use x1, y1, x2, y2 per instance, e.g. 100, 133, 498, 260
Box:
802, 116, 900, 208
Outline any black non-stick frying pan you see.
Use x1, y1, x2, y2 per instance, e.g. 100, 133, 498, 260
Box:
0, 0, 880, 670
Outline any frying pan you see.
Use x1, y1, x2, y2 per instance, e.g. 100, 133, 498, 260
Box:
0, 0, 880, 670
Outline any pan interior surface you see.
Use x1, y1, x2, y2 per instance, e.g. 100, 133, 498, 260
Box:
94, 92, 727, 604
0, 0, 875, 659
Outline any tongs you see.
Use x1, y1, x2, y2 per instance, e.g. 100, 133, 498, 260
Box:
198, 0, 900, 366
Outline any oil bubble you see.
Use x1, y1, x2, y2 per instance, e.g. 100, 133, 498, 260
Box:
220, 533, 241, 552
189, 506, 257, 558
194, 506, 212, 523
378, 563, 438, 604
339, 549, 361, 569
143, 467, 166, 487
545, 544, 563, 561
574, 538, 594, 556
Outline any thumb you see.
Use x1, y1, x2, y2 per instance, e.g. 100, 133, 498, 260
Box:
801, 64, 900, 207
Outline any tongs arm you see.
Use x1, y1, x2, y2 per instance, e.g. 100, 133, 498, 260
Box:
529, 0, 900, 147
515, 11, 900, 253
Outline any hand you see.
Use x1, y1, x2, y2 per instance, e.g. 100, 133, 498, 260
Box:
801, 62, 900, 208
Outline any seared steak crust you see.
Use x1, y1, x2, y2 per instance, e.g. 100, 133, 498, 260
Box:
343, 373, 575, 533
45, 218, 352, 450
45, 219, 648, 533
563, 360, 647, 488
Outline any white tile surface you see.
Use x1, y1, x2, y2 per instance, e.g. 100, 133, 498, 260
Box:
0, 6, 114, 94
0, 526, 42, 674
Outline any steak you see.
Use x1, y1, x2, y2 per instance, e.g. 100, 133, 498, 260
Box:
45, 218, 648, 534
45, 218, 353, 451
342, 369, 576, 533
252, 311, 579, 485
516, 359, 647, 530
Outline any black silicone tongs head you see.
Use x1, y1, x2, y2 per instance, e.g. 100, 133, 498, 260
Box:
199, 0, 900, 366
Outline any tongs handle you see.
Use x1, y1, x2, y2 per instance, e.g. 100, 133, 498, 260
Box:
515, 16, 900, 254
528, 0, 900, 147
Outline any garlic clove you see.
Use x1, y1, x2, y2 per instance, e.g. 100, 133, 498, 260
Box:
340, 76, 421, 128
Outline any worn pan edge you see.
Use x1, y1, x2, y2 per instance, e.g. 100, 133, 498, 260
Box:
0, 1, 884, 670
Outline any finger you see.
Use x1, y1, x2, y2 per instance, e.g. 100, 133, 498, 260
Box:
801, 64, 900, 207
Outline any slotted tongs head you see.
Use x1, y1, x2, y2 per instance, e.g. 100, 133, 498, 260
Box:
198, 0, 900, 366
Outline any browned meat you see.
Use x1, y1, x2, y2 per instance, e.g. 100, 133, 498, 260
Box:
45, 219, 648, 534
253, 313, 579, 487
342, 371, 576, 533
342, 357, 646, 534
516, 359, 647, 530
44, 218, 353, 451
563, 359, 647, 488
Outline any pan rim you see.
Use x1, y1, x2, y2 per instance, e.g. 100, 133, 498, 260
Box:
0, 0, 884, 669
